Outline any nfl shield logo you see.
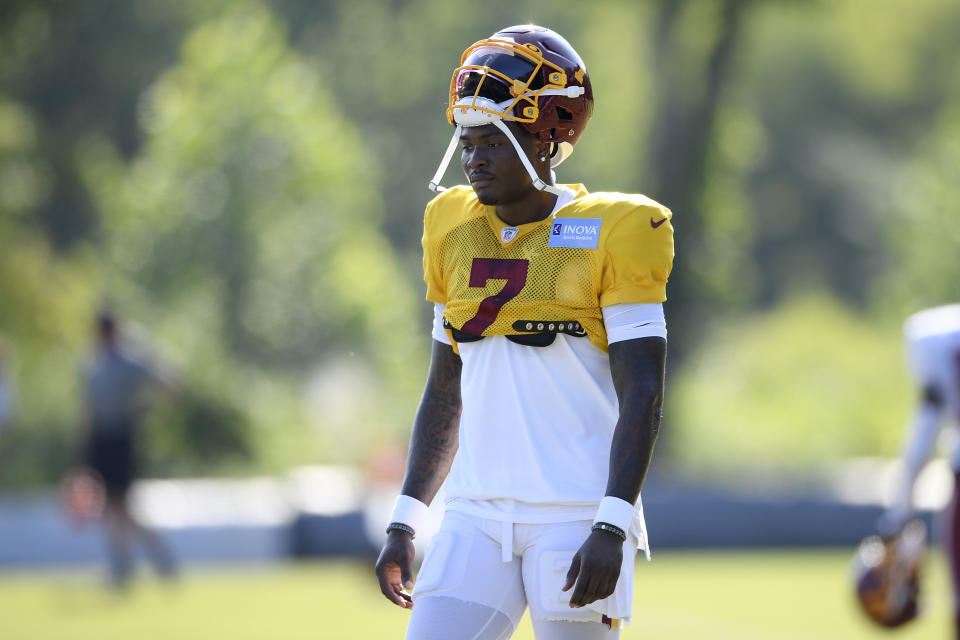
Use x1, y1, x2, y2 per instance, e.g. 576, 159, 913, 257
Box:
500, 227, 519, 244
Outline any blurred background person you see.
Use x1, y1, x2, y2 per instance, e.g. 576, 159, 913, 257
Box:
880, 304, 960, 637
76, 309, 178, 589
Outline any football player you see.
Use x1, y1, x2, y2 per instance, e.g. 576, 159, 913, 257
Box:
375, 25, 674, 639
880, 304, 960, 636
78, 311, 178, 588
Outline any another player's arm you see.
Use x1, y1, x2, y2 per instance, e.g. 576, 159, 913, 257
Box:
882, 384, 945, 534
565, 336, 666, 608
375, 339, 462, 608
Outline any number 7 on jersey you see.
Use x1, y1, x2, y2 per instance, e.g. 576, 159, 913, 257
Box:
460, 258, 530, 335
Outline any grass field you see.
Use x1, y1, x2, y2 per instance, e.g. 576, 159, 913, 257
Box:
0, 550, 951, 639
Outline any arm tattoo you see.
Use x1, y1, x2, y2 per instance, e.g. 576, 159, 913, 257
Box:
605, 337, 666, 503
401, 341, 463, 504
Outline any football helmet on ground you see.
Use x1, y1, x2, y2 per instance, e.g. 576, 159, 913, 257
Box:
852, 518, 926, 628
429, 25, 594, 195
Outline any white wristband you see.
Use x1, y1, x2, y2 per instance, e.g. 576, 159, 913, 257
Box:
388, 495, 429, 532
593, 496, 636, 533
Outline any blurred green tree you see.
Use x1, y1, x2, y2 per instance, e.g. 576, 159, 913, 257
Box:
0, 97, 101, 485
2, 0, 959, 485
667, 292, 911, 474
875, 105, 960, 317
728, 0, 960, 313
81, 2, 427, 473
0, 0, 230, 250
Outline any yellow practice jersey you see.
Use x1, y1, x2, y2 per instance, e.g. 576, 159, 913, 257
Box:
422, 184, 674, 352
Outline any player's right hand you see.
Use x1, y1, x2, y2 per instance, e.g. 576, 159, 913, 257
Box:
375, 530, 416, 608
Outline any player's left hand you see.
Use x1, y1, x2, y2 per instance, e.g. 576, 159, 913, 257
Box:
562, 529, 624, 607
375, 530, 417, 609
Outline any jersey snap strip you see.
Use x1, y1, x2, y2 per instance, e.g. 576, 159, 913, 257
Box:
511, 320, 586, 337
444, 317, 587, 347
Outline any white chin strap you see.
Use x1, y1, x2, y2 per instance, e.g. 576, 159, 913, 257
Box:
428, 97, 564, 196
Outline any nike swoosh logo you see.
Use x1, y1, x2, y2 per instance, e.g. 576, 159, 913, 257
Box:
650, 217, 667, 229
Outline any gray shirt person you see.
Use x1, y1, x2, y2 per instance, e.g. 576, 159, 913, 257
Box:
84, 348, 156, 433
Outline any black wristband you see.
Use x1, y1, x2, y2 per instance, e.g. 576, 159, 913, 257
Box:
592, 522, 627, 542
386, 522, 416, 538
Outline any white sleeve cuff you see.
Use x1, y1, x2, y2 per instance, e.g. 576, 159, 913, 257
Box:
593, 496, 637, 533
432, 303, 452, 344
602, 303, 667, 344
388, 495, 430, 531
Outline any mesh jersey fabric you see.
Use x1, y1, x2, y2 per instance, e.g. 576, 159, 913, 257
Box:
422, 184, 674, 352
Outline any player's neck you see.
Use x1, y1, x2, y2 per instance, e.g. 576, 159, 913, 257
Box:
495, 189, 558, 227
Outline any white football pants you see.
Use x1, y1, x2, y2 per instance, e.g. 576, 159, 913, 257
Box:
405, 511, 632, 640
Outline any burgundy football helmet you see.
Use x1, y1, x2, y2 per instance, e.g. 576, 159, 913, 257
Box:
852, 518, 926, 628
429, 25, 594, 194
